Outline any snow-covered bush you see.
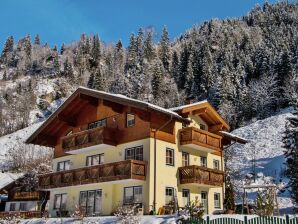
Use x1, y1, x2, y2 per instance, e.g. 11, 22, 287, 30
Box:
177, 197, 204, 221
114, 203, 141, 224
0, 213, 22, 224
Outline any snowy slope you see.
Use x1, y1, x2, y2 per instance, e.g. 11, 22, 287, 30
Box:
228, 107, 294, 214
0, 122, 52, 169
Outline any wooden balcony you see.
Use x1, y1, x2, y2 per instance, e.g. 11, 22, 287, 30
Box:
12, 191, 40, 200
180, 127, 222, 153
39, 160, 147, 189
61, 126, 117, 154
178, 165, 224, 187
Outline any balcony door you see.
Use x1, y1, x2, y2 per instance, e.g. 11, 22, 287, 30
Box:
79, 190, 102, 216
201, 191, 208, 214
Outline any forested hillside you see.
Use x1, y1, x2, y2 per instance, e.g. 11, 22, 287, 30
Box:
0, 2, 297, 137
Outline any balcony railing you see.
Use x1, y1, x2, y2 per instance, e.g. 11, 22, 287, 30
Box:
39, 160, 147, 189
178, 165, 224, 187
180, 127, 222, 151
12, 192, 40, 200
61, 126, 117, 152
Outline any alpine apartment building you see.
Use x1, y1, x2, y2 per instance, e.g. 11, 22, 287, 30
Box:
26, 87, 244, 217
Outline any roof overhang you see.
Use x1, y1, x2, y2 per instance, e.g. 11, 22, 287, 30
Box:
171, 101, 230, 132
220, 131, 248, 144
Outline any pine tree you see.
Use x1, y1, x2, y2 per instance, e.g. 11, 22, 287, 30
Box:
224, 176, 235, 211
158, 26, 170, 71
136, 28, 144, 65
284, 105, 298, 205
91, 34, 101, 63
2, 36, 14, 55
53, 57, 60, 76
143, 31, 155, 62
60, 43, 65, 55
34, 34, 41, 45
171, 51, 179, 82
126, 33, 138, 69
87, 73, 95, 89
24, 35, 32, 58
63, 58, 74, 79
1, 36, 14, 62
151, 60, 164, 100
93, 68, 106, 91
2, 71, 7, 81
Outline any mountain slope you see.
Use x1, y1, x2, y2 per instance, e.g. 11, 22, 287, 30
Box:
228, 107, 294, 214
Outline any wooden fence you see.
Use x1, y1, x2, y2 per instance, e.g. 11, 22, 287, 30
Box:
182, 215, 298, 224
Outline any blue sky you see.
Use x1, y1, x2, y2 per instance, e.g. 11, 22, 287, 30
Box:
0, 0, 281, 48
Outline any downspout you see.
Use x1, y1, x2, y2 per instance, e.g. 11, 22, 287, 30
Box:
152, 114, 173, 212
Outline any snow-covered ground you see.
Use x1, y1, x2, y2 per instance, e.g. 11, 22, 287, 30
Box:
0, 122, 52, 169
228, 107, 294, 214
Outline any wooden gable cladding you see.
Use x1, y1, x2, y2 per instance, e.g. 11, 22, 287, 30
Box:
150, 112, 176, 144
54, 100, 152, 158
174, 102, 230, 133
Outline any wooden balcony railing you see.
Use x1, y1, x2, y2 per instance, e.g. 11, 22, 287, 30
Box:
180, 127, 222, 151
61, 126, 117, 152
179, 165, 224, 187
39, 160, 147, 189
12, 192, 40, 200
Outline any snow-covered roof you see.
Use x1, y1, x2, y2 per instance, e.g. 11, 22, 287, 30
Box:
169, 100, 208, 111
0, 172, 23, 190
220, 131, 248, 144
79, 87, 183, 119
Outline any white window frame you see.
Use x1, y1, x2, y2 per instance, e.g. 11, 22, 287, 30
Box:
57, 160, 70, 171
214, 193, 221, 209
125, 146, 143, 161
54, 193, 67, 210
86, 154, 104, 166
165, 187, 174, 205
213, 159, 220, 170
166, 148, 175, 166
126, 113, 135, 127
200, 156, 207, 167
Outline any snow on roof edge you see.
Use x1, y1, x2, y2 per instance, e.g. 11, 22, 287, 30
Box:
78, 87, 184, 119
169, 99, 208, 111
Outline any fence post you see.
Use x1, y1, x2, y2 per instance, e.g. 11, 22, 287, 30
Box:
206, 216, 210, 224
244, 216, 248, 224
286, 215, 290, 224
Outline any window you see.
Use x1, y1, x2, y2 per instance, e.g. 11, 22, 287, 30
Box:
9, 203, 16, 211
57, 160, 70, 171
125, 146, 143, 161
182, 152, 189, 166
200, 157, 207, 167
214, 193, 221, 209
182, 189, 190, 206
123, 186, 143, 204
88, 119, 107, 129
199, 124, 206, 130
165, 187, 174, 205
79, 190, 102, 215
126, 113, 135, 127
86, 154, 104, 166
54, 193, 67, 210
166, 148, 174, 166
213, 159, 220, 170
19, 202, 27, 211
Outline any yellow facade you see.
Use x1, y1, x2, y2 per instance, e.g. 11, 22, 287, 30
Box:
48, 120, 224, 217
